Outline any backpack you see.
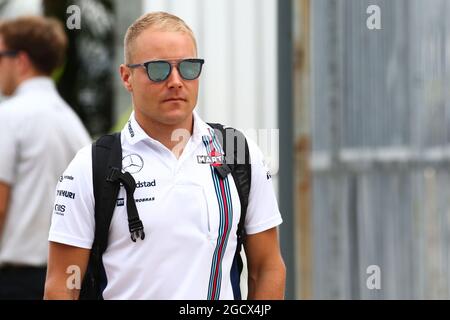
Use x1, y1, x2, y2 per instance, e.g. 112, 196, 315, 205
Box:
79, 123, 251, 300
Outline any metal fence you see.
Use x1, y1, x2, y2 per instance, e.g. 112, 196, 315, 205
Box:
310, 0, 450, 299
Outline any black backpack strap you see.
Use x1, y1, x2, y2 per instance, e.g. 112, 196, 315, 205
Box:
81, 132, 145, 299
93, 133, 123, 254
207, 123, 251, 299
80, 133, 122, 299
106, 168, 145, 242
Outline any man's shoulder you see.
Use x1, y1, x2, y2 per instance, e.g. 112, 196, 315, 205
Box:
66, 144, 93, 172
56, 144, 93, 191
0, 94, 28, 114
0, 89, 60, 116
206, 123, 263, 162
75, 143, 92, 161
0, 98, 36, 133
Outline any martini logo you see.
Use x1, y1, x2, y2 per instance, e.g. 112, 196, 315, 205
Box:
197, 149, 224, 167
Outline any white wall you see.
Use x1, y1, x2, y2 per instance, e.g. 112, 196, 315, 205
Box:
0, 0, 42, 18
143, 0, 279, 181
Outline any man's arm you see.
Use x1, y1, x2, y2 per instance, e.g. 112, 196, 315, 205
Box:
44, 241, 90, 300
244, 227, 286, 300
0, 182, 11, 236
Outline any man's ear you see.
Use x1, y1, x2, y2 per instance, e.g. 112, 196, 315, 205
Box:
119, 64, 133, 92
16, 51, 33, 75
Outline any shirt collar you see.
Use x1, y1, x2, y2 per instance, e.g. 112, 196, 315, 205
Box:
123, 110, 212, 146
192, 110, 213, 144
14, 77, 56, 96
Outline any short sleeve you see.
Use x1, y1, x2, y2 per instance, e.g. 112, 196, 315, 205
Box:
48, 145, 95, 249
0, 109, 18, 184
244, 137, 283, 235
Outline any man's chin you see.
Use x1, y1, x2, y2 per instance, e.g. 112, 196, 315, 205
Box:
159, 110, 193, 126
160, 115, 189, 126
157, 106, 192, 123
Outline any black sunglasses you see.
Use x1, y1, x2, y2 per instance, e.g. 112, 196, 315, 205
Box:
127, 58, 205, 82
0, 50, 18, 58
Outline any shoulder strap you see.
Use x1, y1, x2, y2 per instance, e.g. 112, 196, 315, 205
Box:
207, 122, 251, 299
80, 132, 122, 300
92, 132, 122, 254
81, 132, 146, 299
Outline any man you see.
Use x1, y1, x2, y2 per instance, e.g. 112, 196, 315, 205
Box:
44, 12, 285, 300
0, 16, 91, 299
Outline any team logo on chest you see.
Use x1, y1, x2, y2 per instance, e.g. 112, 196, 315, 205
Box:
122, 154, 144, 174
197, 149, 224, 167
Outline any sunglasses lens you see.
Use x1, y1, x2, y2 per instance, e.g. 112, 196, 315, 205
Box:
147, 61, 171, 82
179, 60, 203, 80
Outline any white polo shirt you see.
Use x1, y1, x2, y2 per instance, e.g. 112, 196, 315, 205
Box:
49, 111, 282, 300
0, 77, 91, 267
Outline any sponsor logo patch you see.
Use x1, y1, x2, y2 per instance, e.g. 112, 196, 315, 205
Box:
116, 198, 125, 207
59, 175, 74, 182
135, 197, 155, 203
56, 190, 76, 199
136, 180, 156, 188
197, 149, 224, 167
54, 204, 66, 216
122, 154, 144, 174
128, 120, 135, 138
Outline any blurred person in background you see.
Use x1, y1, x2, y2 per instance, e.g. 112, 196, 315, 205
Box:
0, 16, 91, 299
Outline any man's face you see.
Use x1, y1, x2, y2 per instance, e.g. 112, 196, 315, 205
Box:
121, 29, 200, 127
0, 36, 18, 96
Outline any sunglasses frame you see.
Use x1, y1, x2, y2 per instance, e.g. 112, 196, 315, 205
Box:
0, 50, 18, 58
127, 58, 205, 82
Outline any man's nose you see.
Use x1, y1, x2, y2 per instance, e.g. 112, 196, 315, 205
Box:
166, 66, 183, 89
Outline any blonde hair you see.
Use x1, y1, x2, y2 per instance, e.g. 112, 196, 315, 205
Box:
124, 11, 197, 63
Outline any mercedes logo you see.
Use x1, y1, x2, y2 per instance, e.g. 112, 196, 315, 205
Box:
122, 154, 144, 174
